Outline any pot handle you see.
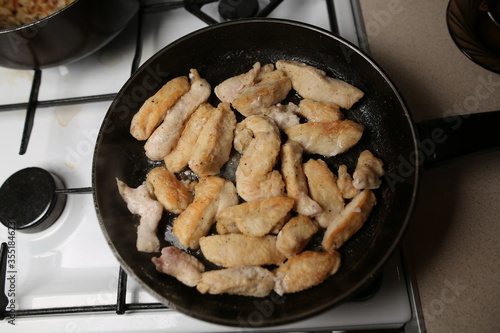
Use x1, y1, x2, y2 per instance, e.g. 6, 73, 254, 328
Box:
416, 110, 500, 168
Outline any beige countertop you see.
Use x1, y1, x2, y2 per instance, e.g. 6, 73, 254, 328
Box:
358, 1, 500, 332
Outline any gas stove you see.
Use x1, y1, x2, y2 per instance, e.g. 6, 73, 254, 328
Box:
0, 1, 423, 332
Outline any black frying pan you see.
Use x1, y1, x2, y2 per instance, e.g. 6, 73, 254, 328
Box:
92, 19, 500, 327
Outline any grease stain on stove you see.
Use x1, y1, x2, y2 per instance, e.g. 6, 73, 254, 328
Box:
54, 105, 83, 127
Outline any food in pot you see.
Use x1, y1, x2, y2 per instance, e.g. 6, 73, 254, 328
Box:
120, 60, 385, 297
146, 167, 192, 215
0, 0, 75, 29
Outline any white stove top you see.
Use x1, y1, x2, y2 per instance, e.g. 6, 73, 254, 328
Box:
0, 1, 413, 332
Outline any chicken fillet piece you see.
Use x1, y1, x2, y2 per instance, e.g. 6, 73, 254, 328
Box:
116, 179, 163, 253
234, 115, 285, 201
197, 266, 275, 297
276, 60, 364, 109
199, 234, 286, 267
297, 98, 344, 122
284, 120, 364, 157
280, 141, 322, 216
145, 69, 211, 161
152, 246, 205, 287
274, 251, 341, 296
216, 196, 294, 237
322, 189, 377, 252
303, 159, 344, 228
231, 69, 292, 117
173, 176, 238, 250
276, 215, 319, 258
337, 164, 360, 199
188, 102, 237, 176
214, 62, 274, 103
130, 76, 190, 140
352, 150, 385, 190
146, 167, 192, 214
164, 103, 214, 173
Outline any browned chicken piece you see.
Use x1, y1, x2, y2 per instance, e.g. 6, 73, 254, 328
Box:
188, 102, 237, 176
276, 215, 319, 258
173, 176, 238, 250
234, 115, 285, 201
164, 103, 214, 173
303, 159, 344, 228
152, 246, 205, 287
146, 167, 192, 214
216, 196, 294, 237
259, 103, 300, 130
197, 266, 275, 297
337, 164, 360, 199
274, 251, 341, 295
116, 179, 163, 253
322, 189, 377, 252
280, 141, 322, 216
276, 60, 364, 109
231, 69, 292, 117
130, 76, 190, 141
297, 98, 344, 122
353, 150, 385, 190
284, 120, 364, 157
199, 234, 286, 267
145, 69, 211, 161
214, 62, 274, 103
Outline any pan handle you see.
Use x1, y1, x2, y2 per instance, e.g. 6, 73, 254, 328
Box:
416, 110, 500, 168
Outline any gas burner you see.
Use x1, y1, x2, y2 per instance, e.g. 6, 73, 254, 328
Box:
218, 0, 259, 19
0, 167, 66, 233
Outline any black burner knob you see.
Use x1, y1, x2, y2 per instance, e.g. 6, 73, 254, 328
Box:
0, 167, 66, 233
218, 0, 259, 20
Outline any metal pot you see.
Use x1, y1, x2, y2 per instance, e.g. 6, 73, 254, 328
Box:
0, 0, 140, 69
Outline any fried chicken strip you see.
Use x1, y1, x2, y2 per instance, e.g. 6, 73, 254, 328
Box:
352, 150, 385, 190
303, 159, 344, 228
164, 103, 214, 173
276, 215, 319, 258
284, 120, 364, 157
274, 251, 341, 295
199, 234, 286, 267
130, 76, 190, 141
234, 115, 285, 201
152, 246, 205, 287
116, 179, 163, 253
145, 69, 211, 161
322, 189, 377, 252
280, 141, 322, 216
231, 69, 292, 117
173, 176, 238, 249
216, 196, 294, 237
188, 102, 236, 176
146, 167, 192, 214
276, 60, 364, 109
297, 98, 344, 122
197, 266, 275, 297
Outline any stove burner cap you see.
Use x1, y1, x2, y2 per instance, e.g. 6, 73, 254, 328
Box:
0, 167, 66, 233
218, 0, 259, 20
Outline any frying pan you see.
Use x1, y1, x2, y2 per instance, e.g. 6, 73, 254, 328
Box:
0, 0, 140, 69
92, 19, 500, 327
